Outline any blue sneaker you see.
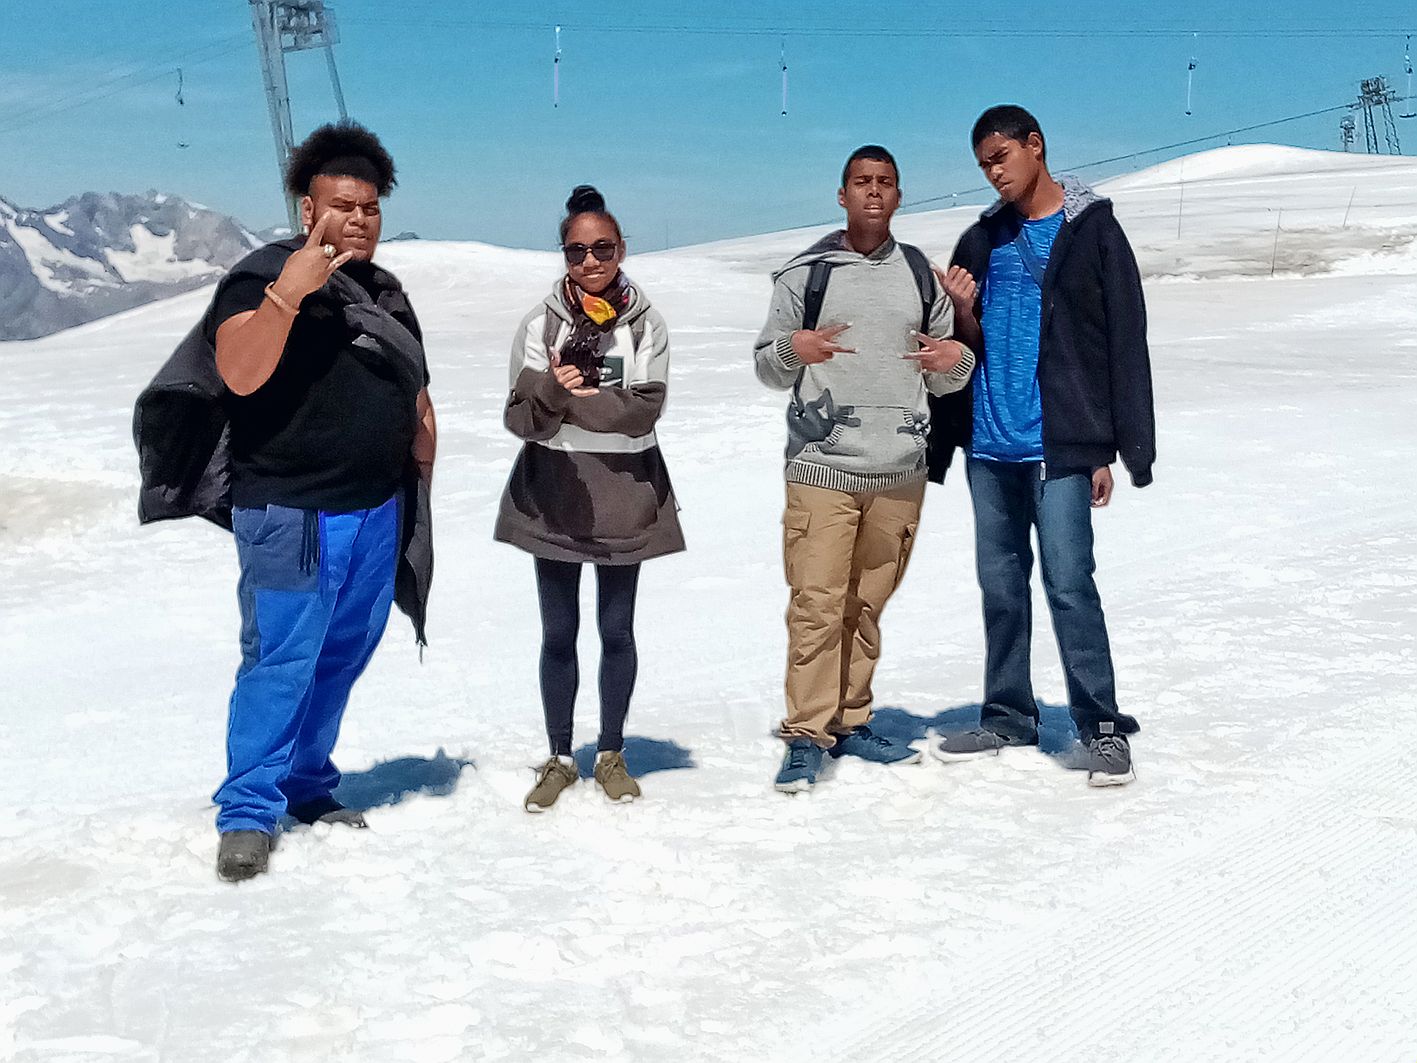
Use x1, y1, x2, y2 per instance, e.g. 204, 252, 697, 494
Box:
774, 739, 824, 793
829, 725, 922, 765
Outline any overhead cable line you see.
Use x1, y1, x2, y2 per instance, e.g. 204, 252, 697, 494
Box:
342, 16, 1416, 40
0, 36, 247, 135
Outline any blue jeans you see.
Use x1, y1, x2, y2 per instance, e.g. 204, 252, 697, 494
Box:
214, 494, 399, 833
966, 458, 1137, 741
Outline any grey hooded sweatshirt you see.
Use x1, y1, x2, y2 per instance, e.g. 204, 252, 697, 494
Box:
753, 232, 975, 493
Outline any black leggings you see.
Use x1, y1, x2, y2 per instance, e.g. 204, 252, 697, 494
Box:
534, 557, 641, 757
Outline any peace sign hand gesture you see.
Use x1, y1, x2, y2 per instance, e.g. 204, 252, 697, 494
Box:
903, 331, 966, 374
791, 322, 855, 365
273, 211, 354, 304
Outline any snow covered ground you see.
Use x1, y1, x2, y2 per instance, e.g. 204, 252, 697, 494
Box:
2, 146, 1415, 1062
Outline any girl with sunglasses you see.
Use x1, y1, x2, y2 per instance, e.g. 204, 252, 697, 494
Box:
496, 185, 684, 812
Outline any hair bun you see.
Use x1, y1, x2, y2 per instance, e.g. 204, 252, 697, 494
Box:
566, 185, 606, 214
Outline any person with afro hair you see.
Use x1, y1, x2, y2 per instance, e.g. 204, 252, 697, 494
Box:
198, 120, 436, 880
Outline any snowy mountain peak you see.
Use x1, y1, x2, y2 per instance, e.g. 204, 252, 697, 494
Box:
0, 190, 259, 341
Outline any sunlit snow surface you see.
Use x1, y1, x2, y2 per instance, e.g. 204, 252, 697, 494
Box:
2, 147, 1414, 1062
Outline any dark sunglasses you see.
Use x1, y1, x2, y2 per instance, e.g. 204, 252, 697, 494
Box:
562, 240, 619, 264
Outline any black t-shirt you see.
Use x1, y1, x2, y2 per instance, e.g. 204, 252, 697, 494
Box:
209, 254, 430, 513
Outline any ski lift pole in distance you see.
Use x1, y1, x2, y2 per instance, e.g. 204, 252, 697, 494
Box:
1185, 34, 1197, 116
553, 25, 561, 108
1401, 35, 1415, 119
175, 67, 189, 148
780, 38, 788, 117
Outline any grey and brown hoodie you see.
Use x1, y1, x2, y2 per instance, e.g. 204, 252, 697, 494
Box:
494, 278, 684, 565
754, 232, 976, 493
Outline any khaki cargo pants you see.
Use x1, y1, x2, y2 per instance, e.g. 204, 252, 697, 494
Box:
778, 480, 925, 746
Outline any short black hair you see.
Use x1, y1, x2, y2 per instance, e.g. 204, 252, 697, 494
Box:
559, 184, 623, 244
285, 121, 397, 198
841, 145, 898, 188
971, 105, 1046, 162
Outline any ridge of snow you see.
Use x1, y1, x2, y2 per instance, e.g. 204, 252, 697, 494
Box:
1099, 143, 1417, 190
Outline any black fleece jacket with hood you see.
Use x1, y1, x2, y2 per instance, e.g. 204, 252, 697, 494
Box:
927, 175, 1156, 488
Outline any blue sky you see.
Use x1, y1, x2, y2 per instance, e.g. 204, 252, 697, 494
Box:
4, 1, 1416, 248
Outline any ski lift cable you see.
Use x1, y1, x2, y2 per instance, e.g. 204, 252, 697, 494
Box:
0, 40, 246, 136
345, 14, 1417, 40
903, 97, 1398, 211
0, 31, 245, 110
0, 37, 245, 132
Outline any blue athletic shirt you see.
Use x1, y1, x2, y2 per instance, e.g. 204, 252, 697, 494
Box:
972, 209, 1064, 463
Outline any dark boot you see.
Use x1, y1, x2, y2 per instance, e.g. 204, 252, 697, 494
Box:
217, 830, 272, 882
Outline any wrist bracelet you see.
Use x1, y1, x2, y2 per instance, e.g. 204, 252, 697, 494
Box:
263, 283, 298, 316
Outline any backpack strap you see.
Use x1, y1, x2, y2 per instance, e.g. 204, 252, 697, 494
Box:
800, 259, 834, 332
803, 245, 933, 334
898, 242, 935, 334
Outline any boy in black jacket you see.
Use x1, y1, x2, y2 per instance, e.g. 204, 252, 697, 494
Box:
928, 105, 1155, 786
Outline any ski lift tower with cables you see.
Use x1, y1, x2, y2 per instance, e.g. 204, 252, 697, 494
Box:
249, 0, 349, 232
1356, 76, 1401, 155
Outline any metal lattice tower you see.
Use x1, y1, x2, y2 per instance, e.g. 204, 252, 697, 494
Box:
1356, 76, 1401, 155
1340, 115, 1356, 152
249, 0, 349, 232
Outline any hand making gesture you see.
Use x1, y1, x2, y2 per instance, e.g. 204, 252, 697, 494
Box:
270, 211, 355, 306
550, 354, 599, 397
932, 264, 977, 317
791, 322, 855, 365
903, 330, 966, 374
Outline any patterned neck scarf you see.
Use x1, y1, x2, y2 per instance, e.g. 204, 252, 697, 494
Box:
558, 272, 632, 386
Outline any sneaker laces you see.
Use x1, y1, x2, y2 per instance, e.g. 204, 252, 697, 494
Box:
785, 743, 812, 770
1091, 735, 1127, 761
538, 758, 571, 786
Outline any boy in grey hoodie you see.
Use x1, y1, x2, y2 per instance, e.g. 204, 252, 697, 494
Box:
754, 145, 975, 793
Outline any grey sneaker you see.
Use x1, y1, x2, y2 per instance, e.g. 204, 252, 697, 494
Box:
1084, 733, 1135, 787
525, 756, 578, 812
931, 728, 1035, 762
217, 830, 272, 882
594, 751, 641, 803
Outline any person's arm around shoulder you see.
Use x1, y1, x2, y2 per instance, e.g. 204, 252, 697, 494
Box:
215, 213, 353, 396
1099, 213, 1156, 488
909, 274, 976, 396
937, 225, 987, 356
